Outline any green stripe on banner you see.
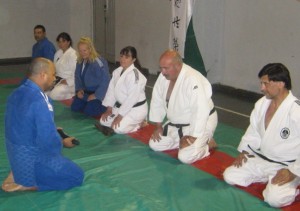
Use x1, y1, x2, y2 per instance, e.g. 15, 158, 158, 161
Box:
184, 18, 207, 76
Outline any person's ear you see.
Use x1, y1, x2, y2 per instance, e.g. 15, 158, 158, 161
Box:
279, 81, 286, 89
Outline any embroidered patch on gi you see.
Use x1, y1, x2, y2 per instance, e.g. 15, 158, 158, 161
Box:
193, 85, 198, 90
280, 127, 290, 139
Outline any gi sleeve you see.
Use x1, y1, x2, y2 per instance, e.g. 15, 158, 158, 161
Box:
288, 103, 300, 177
149, 74, 167, 123
64, 51, 77, 87
289, 158, 300, 177
102, 69, 118, 107
94, 58, 110, 100
237, 100, 263, 154
33, 99, 62, 154
187, 78, 210, 140
43, 42, 56, 61
74, 63, 83, 92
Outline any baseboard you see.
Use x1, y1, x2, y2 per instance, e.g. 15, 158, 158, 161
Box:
0, 57, 31, 66
212, 83, 262, 103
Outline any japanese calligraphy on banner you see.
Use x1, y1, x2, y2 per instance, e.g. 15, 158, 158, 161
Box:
169, 0, 195, 58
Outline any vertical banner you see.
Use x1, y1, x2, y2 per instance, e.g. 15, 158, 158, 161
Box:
169, 0, 206, 76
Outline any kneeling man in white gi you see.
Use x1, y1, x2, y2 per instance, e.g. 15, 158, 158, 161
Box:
149, 50, 218, 164
223, 63, 300, 208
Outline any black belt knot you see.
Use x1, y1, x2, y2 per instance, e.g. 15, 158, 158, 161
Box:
115, 99, 146, 108
162, 107, 215, 139
163, 123, 190, 139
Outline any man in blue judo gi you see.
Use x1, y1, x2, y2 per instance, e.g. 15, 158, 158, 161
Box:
32, 25, 56, 61
2, 58, 84, 192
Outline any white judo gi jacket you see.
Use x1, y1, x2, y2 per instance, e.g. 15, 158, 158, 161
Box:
102, 64, 147, 117
150, 63, 215, 139
54, 47, 77, 87
238, 92, 300, 177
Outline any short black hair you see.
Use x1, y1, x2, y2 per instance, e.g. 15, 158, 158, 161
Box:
56, 32, 73, 46
34, 24, 46, 32
258, 63, 292, 90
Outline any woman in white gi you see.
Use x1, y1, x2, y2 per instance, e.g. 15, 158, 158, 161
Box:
48, 32, 77, 100
223, 63, 300, 208
95, 46, 148, 134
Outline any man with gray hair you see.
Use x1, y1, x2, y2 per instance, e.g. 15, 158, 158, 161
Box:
2, 58, 83, 192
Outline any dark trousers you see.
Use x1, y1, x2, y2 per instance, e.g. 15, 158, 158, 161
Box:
71, 97, 106, 117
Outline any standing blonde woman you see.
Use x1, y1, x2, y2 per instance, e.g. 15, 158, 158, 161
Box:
71, 37, 110, 117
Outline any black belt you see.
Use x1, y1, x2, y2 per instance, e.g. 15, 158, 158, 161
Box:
248, 145, 295, 166
163, 123, 190, 139
162, 107, 216, 139
115, 99, 146, 108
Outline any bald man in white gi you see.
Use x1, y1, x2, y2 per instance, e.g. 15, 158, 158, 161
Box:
223, 63, 300, 208
149, 49, 218, 164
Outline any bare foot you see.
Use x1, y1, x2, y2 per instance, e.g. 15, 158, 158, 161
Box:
2, 171, 37, 192
2, 171, 14, 186
208, 138, 217, 150
3, 183, 37, 192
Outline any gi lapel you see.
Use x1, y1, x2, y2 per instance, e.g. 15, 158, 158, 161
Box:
80, 61, 90, 89
262, 92, 294, 147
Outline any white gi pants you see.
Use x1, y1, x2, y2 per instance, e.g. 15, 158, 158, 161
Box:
100, 103, 148, 134
149, 111, 218, 164
223, 156, 300, 208
48, 83, 74, 101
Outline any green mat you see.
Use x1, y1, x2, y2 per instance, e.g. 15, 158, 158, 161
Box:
0, 83, 279, 211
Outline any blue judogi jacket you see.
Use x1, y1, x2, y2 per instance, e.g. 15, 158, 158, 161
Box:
32, 38, 56, 61
5, 79, 83, 190
74, 57, 110, 100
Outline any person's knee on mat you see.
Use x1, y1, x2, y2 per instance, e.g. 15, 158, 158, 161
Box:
149, 139, 162, 152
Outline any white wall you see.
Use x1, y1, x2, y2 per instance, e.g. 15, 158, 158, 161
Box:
2, 0, 300, 96
193, 0, 225, 84
0, 0, 92, 59
193, 0, 300, 96
115, 0, 171, 72
224, 0, 300, 96
69, 0, 93, 47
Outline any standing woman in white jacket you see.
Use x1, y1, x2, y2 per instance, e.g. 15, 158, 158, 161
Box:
95, 46, 148, 135
48, 32, 77, 100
